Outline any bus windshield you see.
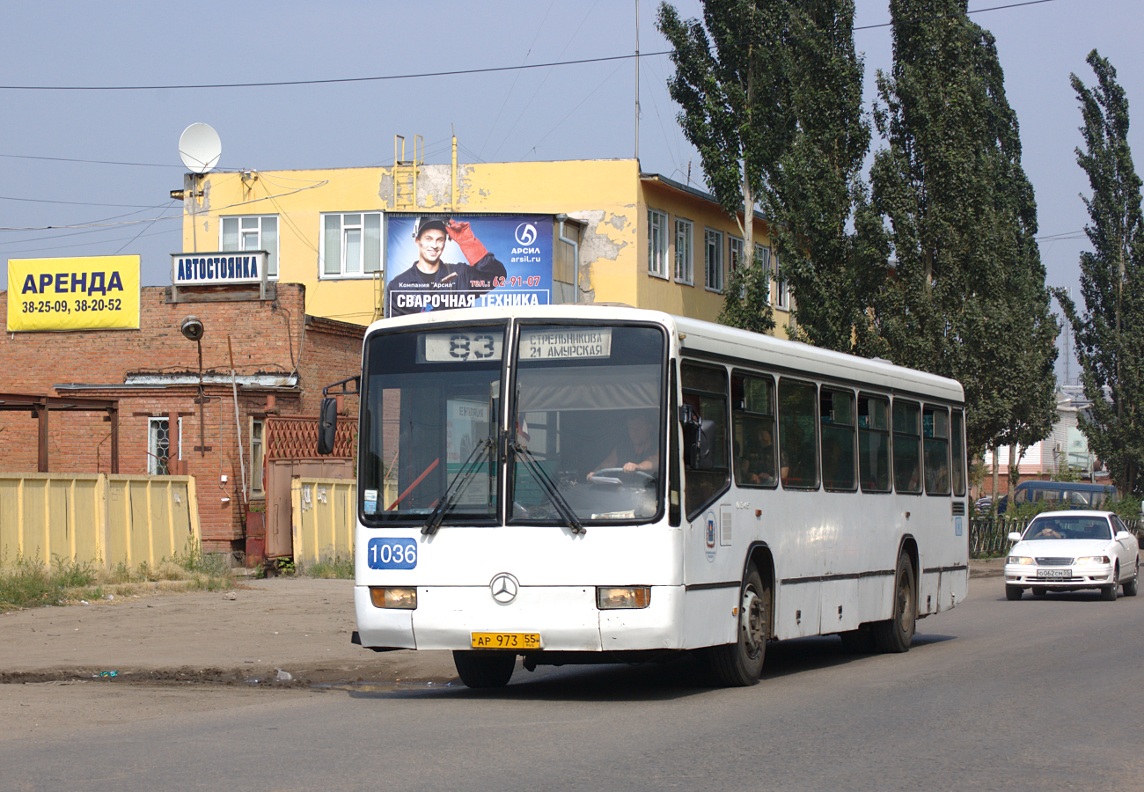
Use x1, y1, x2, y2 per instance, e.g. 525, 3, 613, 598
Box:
510, 323, 666, 524
358, 320, 666, 527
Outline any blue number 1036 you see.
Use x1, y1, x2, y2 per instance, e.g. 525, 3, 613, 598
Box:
367, 538, 417, 570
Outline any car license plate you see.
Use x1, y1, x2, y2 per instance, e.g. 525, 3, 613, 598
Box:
1038, 568, 1070, 579
470, 632, 541, 650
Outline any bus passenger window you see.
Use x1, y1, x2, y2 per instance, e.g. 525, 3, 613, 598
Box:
821, 388, 856, 491
892, 400, 922, 494
732, 372, 779, 488
778, 378, 819, 489
858, 394, 891, 492
923, 405, 951, 495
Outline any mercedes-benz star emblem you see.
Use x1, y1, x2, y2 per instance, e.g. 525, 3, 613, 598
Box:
490, 573, 519, 604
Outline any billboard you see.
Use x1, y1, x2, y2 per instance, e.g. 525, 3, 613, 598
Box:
385, 214, 551, 318
6, 255, 141, 332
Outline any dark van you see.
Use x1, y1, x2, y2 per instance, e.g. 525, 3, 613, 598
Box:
1009, 480, 1117, 512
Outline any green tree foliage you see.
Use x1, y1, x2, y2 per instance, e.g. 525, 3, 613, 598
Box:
657, 0, 784, 332
763, 0, 882, 353
1055, 50, 1144, 496
869, 0, 1057, 455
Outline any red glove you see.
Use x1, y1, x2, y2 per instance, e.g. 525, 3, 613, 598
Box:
446, 220, 489, 265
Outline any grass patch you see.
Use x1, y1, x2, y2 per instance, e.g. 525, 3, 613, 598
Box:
0, 543, 235, 612
299, 556, 354, 579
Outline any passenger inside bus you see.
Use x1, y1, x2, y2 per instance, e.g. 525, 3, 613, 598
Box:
588, 411, 659, 480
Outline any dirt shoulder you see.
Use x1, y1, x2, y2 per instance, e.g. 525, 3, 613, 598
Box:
0, 577, 458, 687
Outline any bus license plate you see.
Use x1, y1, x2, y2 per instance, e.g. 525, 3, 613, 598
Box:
471, 632, 541, 650
1038, 568, 1070, 579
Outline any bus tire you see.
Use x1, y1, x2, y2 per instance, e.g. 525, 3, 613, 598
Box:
706, 565, 769, 686
873, 553, 916, 653
452, 650, 516, 688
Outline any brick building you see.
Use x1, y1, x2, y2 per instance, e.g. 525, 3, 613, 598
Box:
0, 283, 362, 556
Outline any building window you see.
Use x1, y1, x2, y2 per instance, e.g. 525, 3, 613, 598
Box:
221, 215, 279, 277
148, 417, 170, 475
648, 209, 668, 278
775, 253, 789, 309
674, 219, 693, 284
249, 419, 265, 497
321, 213, 383, 278
729, 236, 745, 272
755, 244, 772, 305
705, 228, 724, 292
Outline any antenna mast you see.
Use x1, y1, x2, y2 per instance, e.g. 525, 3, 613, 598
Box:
634, 0, 640, 161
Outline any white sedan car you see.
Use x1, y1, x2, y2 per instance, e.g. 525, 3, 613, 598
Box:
1004, 510, 1140, 601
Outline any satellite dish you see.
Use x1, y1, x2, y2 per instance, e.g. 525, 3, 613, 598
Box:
178, 123, 222, 174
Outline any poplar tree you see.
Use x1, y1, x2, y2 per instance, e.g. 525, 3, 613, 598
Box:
657, 0, 785, 333
763, 0, 882, 353
1055, 50, 1144, 496
869, 0, 1057, 454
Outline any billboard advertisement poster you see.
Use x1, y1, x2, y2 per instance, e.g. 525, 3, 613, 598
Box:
385, 214, 551, 318
6, 255, 142, 332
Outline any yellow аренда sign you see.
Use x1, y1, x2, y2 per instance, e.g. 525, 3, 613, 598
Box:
6, 255, 141, 332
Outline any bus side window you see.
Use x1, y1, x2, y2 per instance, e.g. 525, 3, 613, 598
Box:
858, 393, 891, 492
778, 378, 819, 489
892, 399, 922, 494
681, 362, 730, 519
732, 372, 778, 488
821, 388, 856, 491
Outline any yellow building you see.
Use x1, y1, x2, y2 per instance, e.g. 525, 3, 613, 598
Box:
176, 151, 791, 332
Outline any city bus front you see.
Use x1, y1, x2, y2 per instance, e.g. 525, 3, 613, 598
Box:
351, 313, 681, 685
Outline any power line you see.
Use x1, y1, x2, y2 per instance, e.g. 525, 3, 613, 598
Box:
856, 0, 1058, 31
0, 52, 672, 92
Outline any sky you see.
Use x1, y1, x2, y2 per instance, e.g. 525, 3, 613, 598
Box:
2, 0, 1142, 385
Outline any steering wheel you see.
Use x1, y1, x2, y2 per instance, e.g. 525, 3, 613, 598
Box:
589, 467, 656, 487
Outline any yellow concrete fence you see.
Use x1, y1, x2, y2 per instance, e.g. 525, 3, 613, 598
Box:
291, 477, 355, 568
0, 473, 201, 570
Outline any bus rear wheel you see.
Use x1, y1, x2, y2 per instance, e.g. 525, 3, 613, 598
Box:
453, 651, 516, 688
873, 553, 916, 653
706, 564, 769, 686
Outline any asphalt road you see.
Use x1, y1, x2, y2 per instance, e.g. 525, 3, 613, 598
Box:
3, 562, 1142, 791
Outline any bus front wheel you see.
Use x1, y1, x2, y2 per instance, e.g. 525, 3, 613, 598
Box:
453, 650, 516, 689
873, 553, 916, 653
706, 564, 769, 686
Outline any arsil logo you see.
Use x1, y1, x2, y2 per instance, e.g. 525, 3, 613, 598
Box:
490, 573, 519, 604
515, 223, 537, 246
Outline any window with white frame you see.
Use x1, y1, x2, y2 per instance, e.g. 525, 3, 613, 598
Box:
321, 212, 383, 278
647, 209, 668, 278
148, 417, 175, 475
249, 418, 265, 497
221, 215, 279, 277
729, 236, 745, 272
756, 243, 773, 304
705, 228, 724, 292
674, 218, 693, 284
775, 252, 790, 309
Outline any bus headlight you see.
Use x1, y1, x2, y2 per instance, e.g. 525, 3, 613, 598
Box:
596, 586, 651, 609
369, 587, 417, 609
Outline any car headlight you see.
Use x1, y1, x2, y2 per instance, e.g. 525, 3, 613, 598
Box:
1074, 555, 1111, 565
1007, 556, 1034, 565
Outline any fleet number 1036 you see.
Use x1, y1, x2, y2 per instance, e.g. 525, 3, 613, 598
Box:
367, 537, 418, 570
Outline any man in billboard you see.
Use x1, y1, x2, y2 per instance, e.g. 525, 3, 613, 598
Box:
386, 217, 507, 317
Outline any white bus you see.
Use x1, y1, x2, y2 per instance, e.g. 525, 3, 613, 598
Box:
320, 304, 969, 688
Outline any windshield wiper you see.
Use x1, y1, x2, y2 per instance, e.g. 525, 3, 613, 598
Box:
513, 442, 585, 536
422, 437, 494, 536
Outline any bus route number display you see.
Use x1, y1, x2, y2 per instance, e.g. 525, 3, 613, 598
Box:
520, 327, 612, 360
421, 331, 503, 363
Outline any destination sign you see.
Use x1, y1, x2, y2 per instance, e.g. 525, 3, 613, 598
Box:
519, 327, 612, 360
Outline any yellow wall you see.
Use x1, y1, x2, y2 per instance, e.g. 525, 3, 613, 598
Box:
180, 158, 790, 332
